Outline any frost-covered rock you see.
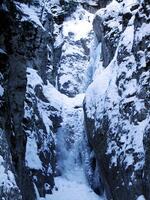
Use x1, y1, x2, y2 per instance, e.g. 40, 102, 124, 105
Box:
0, 129, 22, 200
84, 0, 150, 199
24, 68, 62, 197
0, 88, 22, 200
57, 4, 94, 97
0, 0, 62, 199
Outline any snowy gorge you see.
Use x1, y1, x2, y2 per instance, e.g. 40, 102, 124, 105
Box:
0, 0, 149, 200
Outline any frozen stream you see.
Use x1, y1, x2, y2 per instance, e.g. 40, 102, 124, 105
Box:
45, 94, 103, 200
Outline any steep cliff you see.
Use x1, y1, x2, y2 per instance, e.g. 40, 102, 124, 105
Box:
0, 0, 97, 199
84, 0, 150, 200
0, 0, 62, 199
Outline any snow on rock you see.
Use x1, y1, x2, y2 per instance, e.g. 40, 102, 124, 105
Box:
0, 156, 17, 190
0, 129, 22, 200
0, 85, 4, 97
84, 0, 150, 199
1, 0, 101, 199
15, 2, 45, 30
137, 195, 146, 200
57, 4, 94, 97
62, 5, 94, 41
85, 58, 118, 121
85, 0, 149, 170
1, 0, 149, 199
25, 134, 43, 170
0, 47, 22, 199
24, 68, 62, 196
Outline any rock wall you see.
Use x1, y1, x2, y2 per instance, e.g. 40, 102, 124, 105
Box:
56, 4, 93, 97
0, 0, 62, 199
0, 0, 97, 199
84, 0, 150, 200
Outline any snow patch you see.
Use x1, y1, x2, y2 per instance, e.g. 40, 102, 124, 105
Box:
63, 5, 94, 41
15, 2, 45, 30
137, 195, 146, 200
0, 156, 17, 190
25, 135, 43, 170
45, 177, 102, 200
0, 85, 4, 97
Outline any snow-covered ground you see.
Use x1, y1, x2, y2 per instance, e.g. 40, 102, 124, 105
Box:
46, 176, 101, 200
44, 95, 103, 200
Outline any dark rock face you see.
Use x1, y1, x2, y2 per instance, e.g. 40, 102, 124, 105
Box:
0, 0, 62, 199
97, 0, 112, 8
93, 6, 121, 68
0, 76, 22, 199
83, 131, 104, 196
0, 1, 28, 199
0, 129, 22, 200
0, 0, 94, 198
84, 1, 150, 200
